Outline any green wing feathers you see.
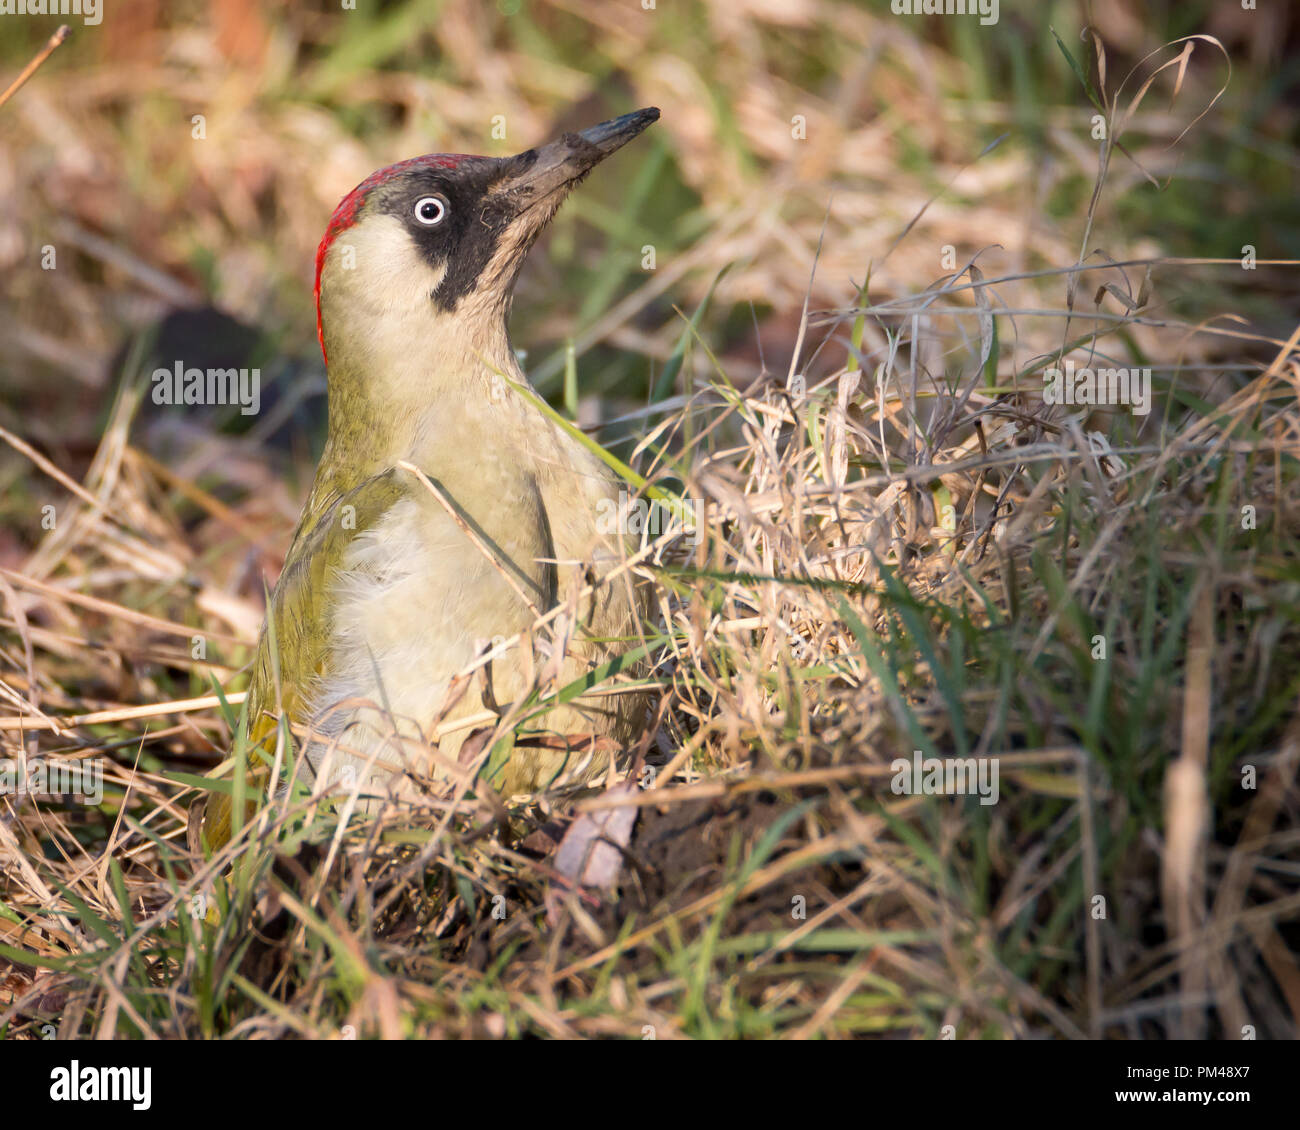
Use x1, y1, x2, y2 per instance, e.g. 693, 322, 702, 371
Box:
192, 471, 407, 853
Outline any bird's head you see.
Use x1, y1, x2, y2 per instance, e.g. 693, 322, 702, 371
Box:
313, 107, 660, 378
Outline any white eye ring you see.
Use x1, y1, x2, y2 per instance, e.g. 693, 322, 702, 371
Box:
413, 195, 448, 226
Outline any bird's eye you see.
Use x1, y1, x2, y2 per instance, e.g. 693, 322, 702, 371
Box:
413, 195, 448, 226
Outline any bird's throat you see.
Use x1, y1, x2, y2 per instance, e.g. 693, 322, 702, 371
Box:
319, 304, 523, 482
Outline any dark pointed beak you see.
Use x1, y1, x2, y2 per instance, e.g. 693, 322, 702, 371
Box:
495, 107, 660, 213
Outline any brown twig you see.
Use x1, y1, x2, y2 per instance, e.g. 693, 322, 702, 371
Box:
0, 25, 70, 112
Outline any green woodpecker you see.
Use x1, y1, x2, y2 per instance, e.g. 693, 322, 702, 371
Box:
193, 108, 659, 852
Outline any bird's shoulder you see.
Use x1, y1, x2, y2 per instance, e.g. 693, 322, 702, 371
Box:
244, 468, 413, 733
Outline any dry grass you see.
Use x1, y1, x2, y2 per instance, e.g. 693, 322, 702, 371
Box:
1, 2, 1298, 1039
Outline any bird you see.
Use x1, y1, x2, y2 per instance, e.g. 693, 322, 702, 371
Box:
192, 108, 660, 853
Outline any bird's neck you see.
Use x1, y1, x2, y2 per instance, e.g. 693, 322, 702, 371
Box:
319, 304, 522, 492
